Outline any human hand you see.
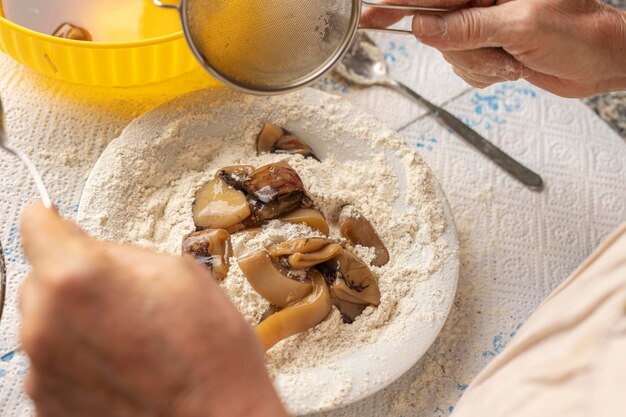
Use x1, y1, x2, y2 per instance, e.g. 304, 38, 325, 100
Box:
362, 0, 626, 98
19, 202, 288, 417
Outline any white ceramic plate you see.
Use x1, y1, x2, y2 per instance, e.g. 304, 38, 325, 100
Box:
77, 88, 459, 415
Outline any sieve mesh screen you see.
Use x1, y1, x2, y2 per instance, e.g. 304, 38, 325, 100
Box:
186, 0, 355, 90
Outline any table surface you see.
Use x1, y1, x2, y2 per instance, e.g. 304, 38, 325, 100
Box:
0, 25, 625, 417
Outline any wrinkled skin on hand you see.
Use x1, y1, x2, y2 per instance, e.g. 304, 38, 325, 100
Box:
362, 0, 626, 98
19, 203, 289, 417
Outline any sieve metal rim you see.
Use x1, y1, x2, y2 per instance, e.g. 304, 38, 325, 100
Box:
158, 0, 363, 95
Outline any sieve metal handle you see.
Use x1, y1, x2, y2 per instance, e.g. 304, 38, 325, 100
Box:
153, 0, 180, 11
361, 1, 453, 34
362, 1, 452, 12
359, 27, 413, 34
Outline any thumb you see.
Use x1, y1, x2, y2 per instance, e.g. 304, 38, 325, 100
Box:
20, 202, 86, 267
412, 3, 514, 51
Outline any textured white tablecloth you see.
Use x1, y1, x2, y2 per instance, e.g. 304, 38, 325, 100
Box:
0, 32, 624, 416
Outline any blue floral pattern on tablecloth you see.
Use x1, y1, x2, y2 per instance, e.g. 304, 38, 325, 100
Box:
315, 77, 351, 94
482, 324, 524, 358
384, 41, 410, 64
412, 83, 538, 154
0, 350, 27, 378
460, 84, 537, 129
416, 134, 438, 152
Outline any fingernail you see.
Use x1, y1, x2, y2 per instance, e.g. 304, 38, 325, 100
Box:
415, 15, 447, 38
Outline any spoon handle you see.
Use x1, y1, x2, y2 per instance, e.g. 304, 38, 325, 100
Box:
359, 27, 414, 35
1, 143, 53, 208
387, 80, 544, 190
0, 96, 53, 208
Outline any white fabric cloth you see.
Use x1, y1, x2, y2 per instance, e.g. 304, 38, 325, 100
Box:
452, 222, 626, 417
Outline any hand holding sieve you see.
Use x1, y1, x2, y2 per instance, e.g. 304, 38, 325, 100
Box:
153, 0, 452, 94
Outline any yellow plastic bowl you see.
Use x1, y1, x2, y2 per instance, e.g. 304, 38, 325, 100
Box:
0, 6, 208, 87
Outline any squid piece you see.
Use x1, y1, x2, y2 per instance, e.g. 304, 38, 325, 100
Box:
268, 238, 336, 257
238, 250, 312, 308
193, 178, 251, 229
256, 270, 332, 351
288, 244, 343, 269
244, 162, 313, 221
327, 250, 381, 306
339, 207, 390, 267
259, 305, 282, 324
318, 249, 381, 323
244, 161, 305, 203
268, 238, 342, 269
280, 208, 330, 235
256, 123, 317, 159
216, 165, 255, 190
256, 123, 284, 154
182, 229, 232, 281
228, 207, 330, 236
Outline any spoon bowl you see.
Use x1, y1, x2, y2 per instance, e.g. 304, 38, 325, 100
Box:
335, 33, 390, 86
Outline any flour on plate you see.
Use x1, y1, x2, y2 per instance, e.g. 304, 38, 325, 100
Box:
77, 89, 451, 401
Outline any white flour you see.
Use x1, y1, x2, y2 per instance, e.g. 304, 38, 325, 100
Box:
77, 89, 451, 410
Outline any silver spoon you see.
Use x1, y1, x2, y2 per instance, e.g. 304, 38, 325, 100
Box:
334, 33, 544, 190
0, 96, 52, 208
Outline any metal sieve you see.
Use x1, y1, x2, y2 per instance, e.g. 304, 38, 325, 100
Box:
153, 0, 450, 94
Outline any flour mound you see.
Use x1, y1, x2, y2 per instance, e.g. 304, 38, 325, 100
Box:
77, 89, 452, 411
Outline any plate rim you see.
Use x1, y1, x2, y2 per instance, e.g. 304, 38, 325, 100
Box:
77, 87, 460, 415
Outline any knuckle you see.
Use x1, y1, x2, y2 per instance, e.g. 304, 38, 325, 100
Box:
452, 8, 494, 47
455, 11, 481, 46
511, 3, 541, 35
